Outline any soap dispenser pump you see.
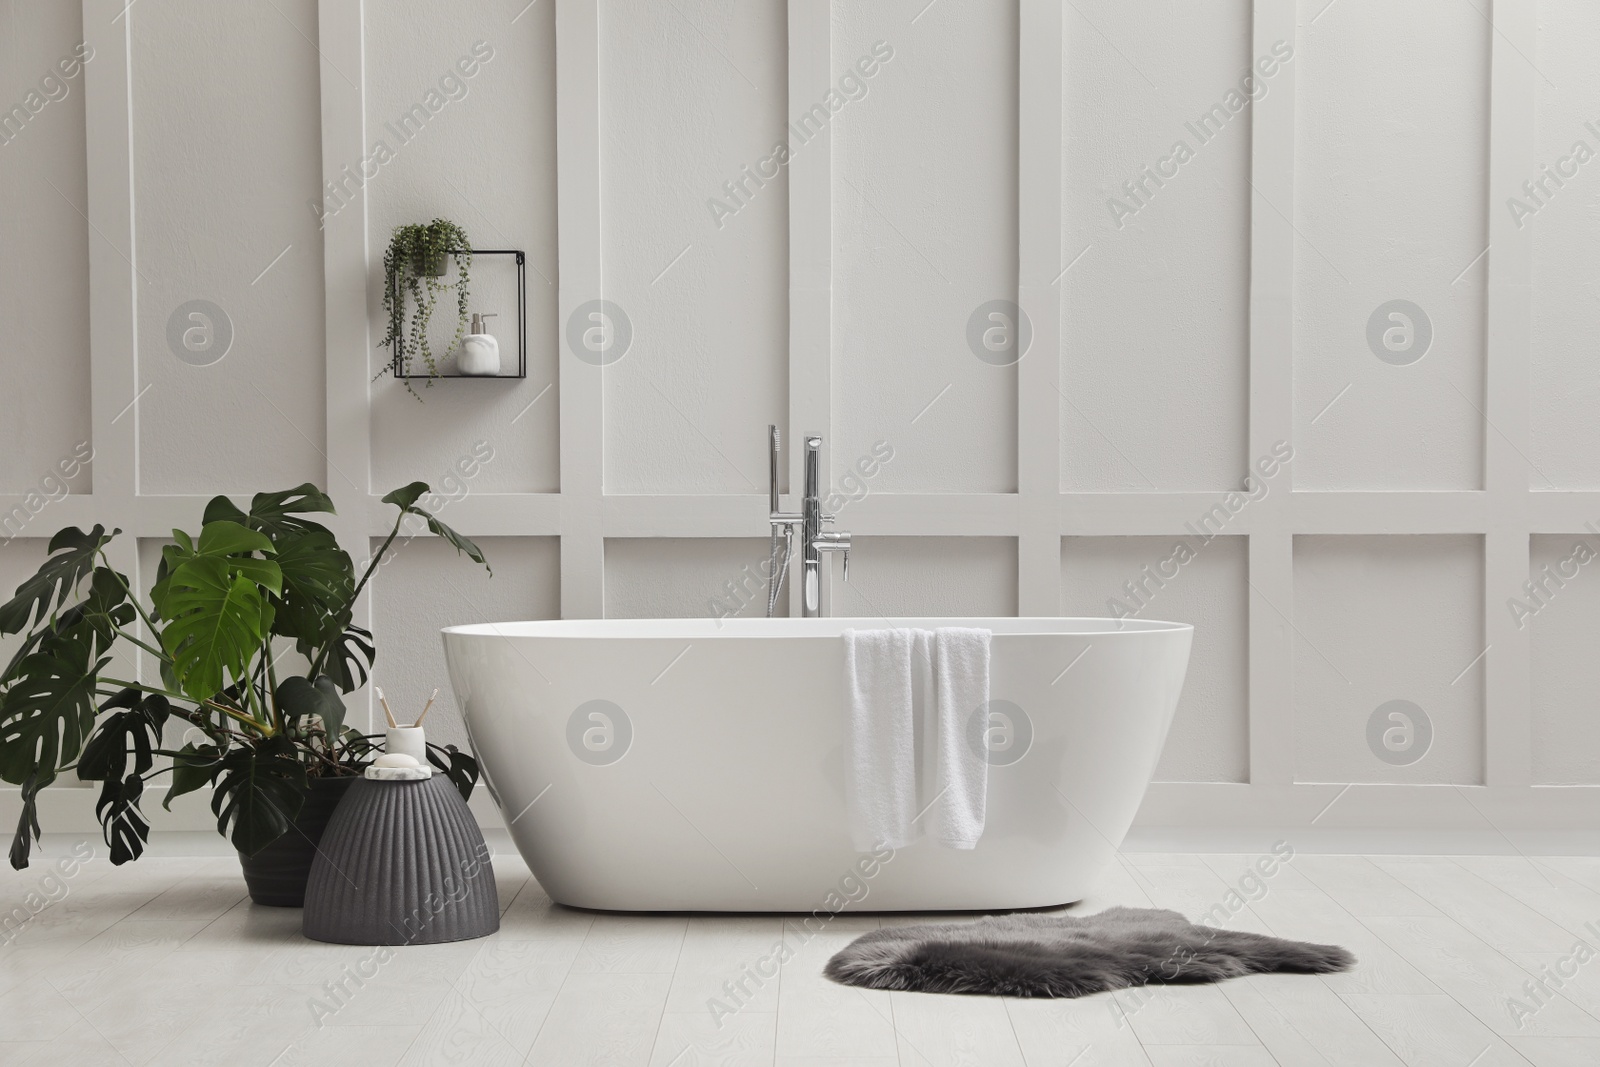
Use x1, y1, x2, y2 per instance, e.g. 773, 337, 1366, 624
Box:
458, 312, 500, 376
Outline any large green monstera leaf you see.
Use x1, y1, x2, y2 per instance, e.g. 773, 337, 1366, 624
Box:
2, 567, 133, 687
0, 525, 117, 636
268, 527, 355, 648
0, 638, 108, 786
210, 737, 307, 856
153, 522, 282, 703
275, 674, 345, 739
202, 483, 337, 540
204, 484, 355, 648
381, 482, 490, 574
1, 558, 136, 868
76, 689, 171, 865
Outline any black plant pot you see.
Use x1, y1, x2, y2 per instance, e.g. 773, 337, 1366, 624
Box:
238, 775, 359, 907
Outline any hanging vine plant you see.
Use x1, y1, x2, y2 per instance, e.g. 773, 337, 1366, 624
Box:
378, 218, 473, 398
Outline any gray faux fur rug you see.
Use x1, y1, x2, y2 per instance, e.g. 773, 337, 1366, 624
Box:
824, 907, 1354, 997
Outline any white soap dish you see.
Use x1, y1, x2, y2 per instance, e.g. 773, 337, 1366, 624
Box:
365, 752, 432, 781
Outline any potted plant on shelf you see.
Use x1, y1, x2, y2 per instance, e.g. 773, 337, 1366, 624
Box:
378, 218, 473, 397
0, 481, 490, 906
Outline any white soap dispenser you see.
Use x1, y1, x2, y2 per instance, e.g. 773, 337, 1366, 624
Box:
458, 312, 500, 376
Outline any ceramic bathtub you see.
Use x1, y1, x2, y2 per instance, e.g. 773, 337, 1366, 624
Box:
441, 617, 1192, 912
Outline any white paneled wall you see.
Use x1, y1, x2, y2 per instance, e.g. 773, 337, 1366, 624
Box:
1293, 535, 1485, 786
831, 536, 1019, 619
1529, 535, 1600, 785
131, 0, 328, 494
1293, 0, 1489, 492
372, 535, 561, 752
604, 537, 781, 619
1062, 536, 1249, 784
832, 3, 1018, 494
599, 0, 789, 495
3, 0, 1599, 841
0, 2, 91, 495
365, 0, 561, 495
1060, 0, 1250, 492
1530, 0, 1600, 489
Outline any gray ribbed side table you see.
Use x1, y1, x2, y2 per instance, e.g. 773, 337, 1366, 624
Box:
302, 774, 499, 945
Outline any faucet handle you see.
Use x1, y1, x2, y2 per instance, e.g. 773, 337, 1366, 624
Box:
814, 531, 851, 582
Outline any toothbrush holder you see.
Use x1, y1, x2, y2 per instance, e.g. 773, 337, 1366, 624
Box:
387, 726, 427, 763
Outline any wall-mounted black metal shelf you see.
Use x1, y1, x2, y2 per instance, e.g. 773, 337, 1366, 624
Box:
389, 249, 526, 380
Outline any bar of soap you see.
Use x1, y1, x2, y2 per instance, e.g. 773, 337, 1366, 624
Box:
374, 753, 421, 769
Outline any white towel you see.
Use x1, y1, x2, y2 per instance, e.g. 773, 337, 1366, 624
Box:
844, 628, 919, 851
844, 627, 992, 852
930, 627, 991, 849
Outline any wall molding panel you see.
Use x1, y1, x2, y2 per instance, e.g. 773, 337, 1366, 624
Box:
1483, 0, 1538, 790
2, 0, 1596, 846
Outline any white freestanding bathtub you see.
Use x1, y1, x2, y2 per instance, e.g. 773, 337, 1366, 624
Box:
441, 617, 1192, 912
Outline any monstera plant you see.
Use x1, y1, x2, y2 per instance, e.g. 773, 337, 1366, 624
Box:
0, 482, 488, 872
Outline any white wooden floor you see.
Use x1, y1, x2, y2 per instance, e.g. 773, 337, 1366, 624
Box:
3, 849, 1600, 1066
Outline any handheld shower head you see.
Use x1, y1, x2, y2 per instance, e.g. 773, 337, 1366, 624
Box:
768, 424, 781, 515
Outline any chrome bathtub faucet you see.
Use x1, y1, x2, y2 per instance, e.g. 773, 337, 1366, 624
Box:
767, 425, 851, 618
